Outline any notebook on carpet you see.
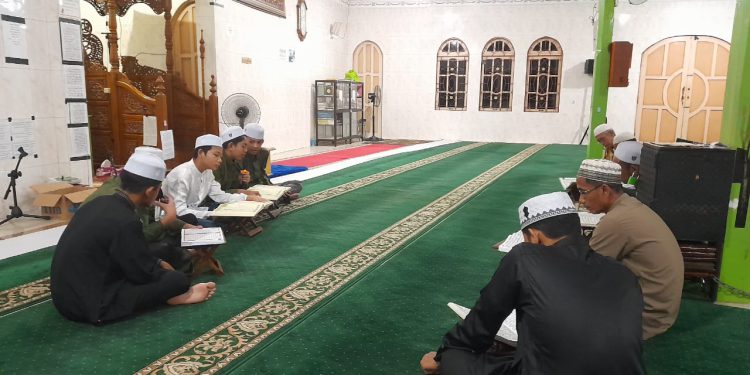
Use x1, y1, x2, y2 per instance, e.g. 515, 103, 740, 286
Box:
209, 201, 273, 217
181, 227, 226, 247
448, 302, 518, 346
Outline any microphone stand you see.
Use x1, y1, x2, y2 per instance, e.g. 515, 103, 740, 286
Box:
0, 147, 50, 227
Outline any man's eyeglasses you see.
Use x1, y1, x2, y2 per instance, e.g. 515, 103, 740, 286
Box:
578, 184, 603, 196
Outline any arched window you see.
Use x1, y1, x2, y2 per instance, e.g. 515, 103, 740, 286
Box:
525, 37, 563, 112
435, 38, 469, 110
480, 38, 514, 111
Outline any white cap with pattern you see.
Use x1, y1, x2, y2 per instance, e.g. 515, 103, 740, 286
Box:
195, 134, 222, 149
577, 159, 622, 184
220, 126, 245, 144
124, 153, 166, 181
613, 131, 635, 145
518, 192, 577, 229
614, 141, 643, 165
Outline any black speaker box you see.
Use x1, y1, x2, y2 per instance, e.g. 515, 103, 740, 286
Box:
637, 143, 735, 243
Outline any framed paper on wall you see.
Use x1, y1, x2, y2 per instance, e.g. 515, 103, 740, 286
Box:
235, 0, 286, 18
297, 0, 307, 41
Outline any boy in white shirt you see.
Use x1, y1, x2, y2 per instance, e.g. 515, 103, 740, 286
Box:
163, 134, 263, 228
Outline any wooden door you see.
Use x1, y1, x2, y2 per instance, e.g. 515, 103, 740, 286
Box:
173, 1, 199, 95
636, 36, 730, 143
353, 41, 383, 138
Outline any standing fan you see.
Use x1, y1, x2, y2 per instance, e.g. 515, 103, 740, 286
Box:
365, 85, 382, 142
221, 93, 261, 128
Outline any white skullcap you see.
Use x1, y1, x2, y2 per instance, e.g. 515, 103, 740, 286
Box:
577, 159, 622, 185
613, 131, 636, 145
124, 153, 166, 181
594, 123, 614, 136
134, 146, 163, 159
518, 192, 577, 229
614, 141, 643, 166
195, 134, 222, 149
221, 126, 245, 144
244, 123, 264, 140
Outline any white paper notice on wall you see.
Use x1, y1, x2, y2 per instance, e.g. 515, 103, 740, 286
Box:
68, 124, 90, 160
160, 129, 175, 160
67, 102, 88, 124
0, 0, 25, 18
59, 0, 80, 19
143, 116, 157, 146
0, 121, 11, 159
59, 19, 83, 63
1, 14, 29, 64
10, 118, 36, 158
62, 64, 86, 100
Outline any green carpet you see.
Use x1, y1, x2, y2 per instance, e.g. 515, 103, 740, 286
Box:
0, 142, 470, 295
225, 144, 750, 375
0, 143, 527, 374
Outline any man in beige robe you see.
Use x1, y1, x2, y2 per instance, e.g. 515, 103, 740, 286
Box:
576, 159, 684, 340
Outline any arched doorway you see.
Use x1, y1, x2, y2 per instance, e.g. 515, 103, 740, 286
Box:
635, 36, 730, 143
173, 0, 200, 95
353, 41, 383, 138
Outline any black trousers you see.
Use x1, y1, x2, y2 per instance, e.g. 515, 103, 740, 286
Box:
439, 349, 517, 375
97, 271, 189, 323
147, 237, 190, 271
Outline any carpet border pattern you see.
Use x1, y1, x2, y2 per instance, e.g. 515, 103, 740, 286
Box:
0, 143, 484, 315
0, 277, 50, 314
136, 144, 545, 375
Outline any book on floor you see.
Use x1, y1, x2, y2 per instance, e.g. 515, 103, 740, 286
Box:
247, 185, 291, 201
578, 211, 604, 227
559, 177, 577, 189
181, 227, 226, 247
497, 231, 524, 253
447, 302, 518, 346
209, 201, 273, 217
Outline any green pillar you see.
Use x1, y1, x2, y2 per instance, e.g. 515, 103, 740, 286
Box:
587, 0, 615, 159
718, 0, 750, 304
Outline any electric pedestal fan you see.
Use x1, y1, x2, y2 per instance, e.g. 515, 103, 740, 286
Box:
221, 93, 261, 128
364, 85, 382, 142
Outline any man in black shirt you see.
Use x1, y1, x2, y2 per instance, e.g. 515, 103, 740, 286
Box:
51, 152, 217, 324
420, 192, 644, 375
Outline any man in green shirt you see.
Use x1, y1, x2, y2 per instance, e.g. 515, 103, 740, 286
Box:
83, 147, 193, 270
241, 123, 302, 202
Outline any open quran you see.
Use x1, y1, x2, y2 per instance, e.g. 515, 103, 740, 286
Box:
247, 185, 291, 200
448, 302, 518, 346
496, 231, 523, 253
208, 201, 273, 217
559, 177, 577, 189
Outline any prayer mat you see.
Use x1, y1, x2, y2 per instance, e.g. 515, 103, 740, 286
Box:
274, 144, 404, 168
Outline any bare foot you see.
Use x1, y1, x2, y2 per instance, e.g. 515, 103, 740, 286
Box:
167, 282, 217, 305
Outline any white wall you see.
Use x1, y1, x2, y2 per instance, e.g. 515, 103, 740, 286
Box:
608, 0, 735, 137
346, 2, 596, 144
345, 0, 736, 144
0, 2, 92, 218
212, 0, 350, 153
